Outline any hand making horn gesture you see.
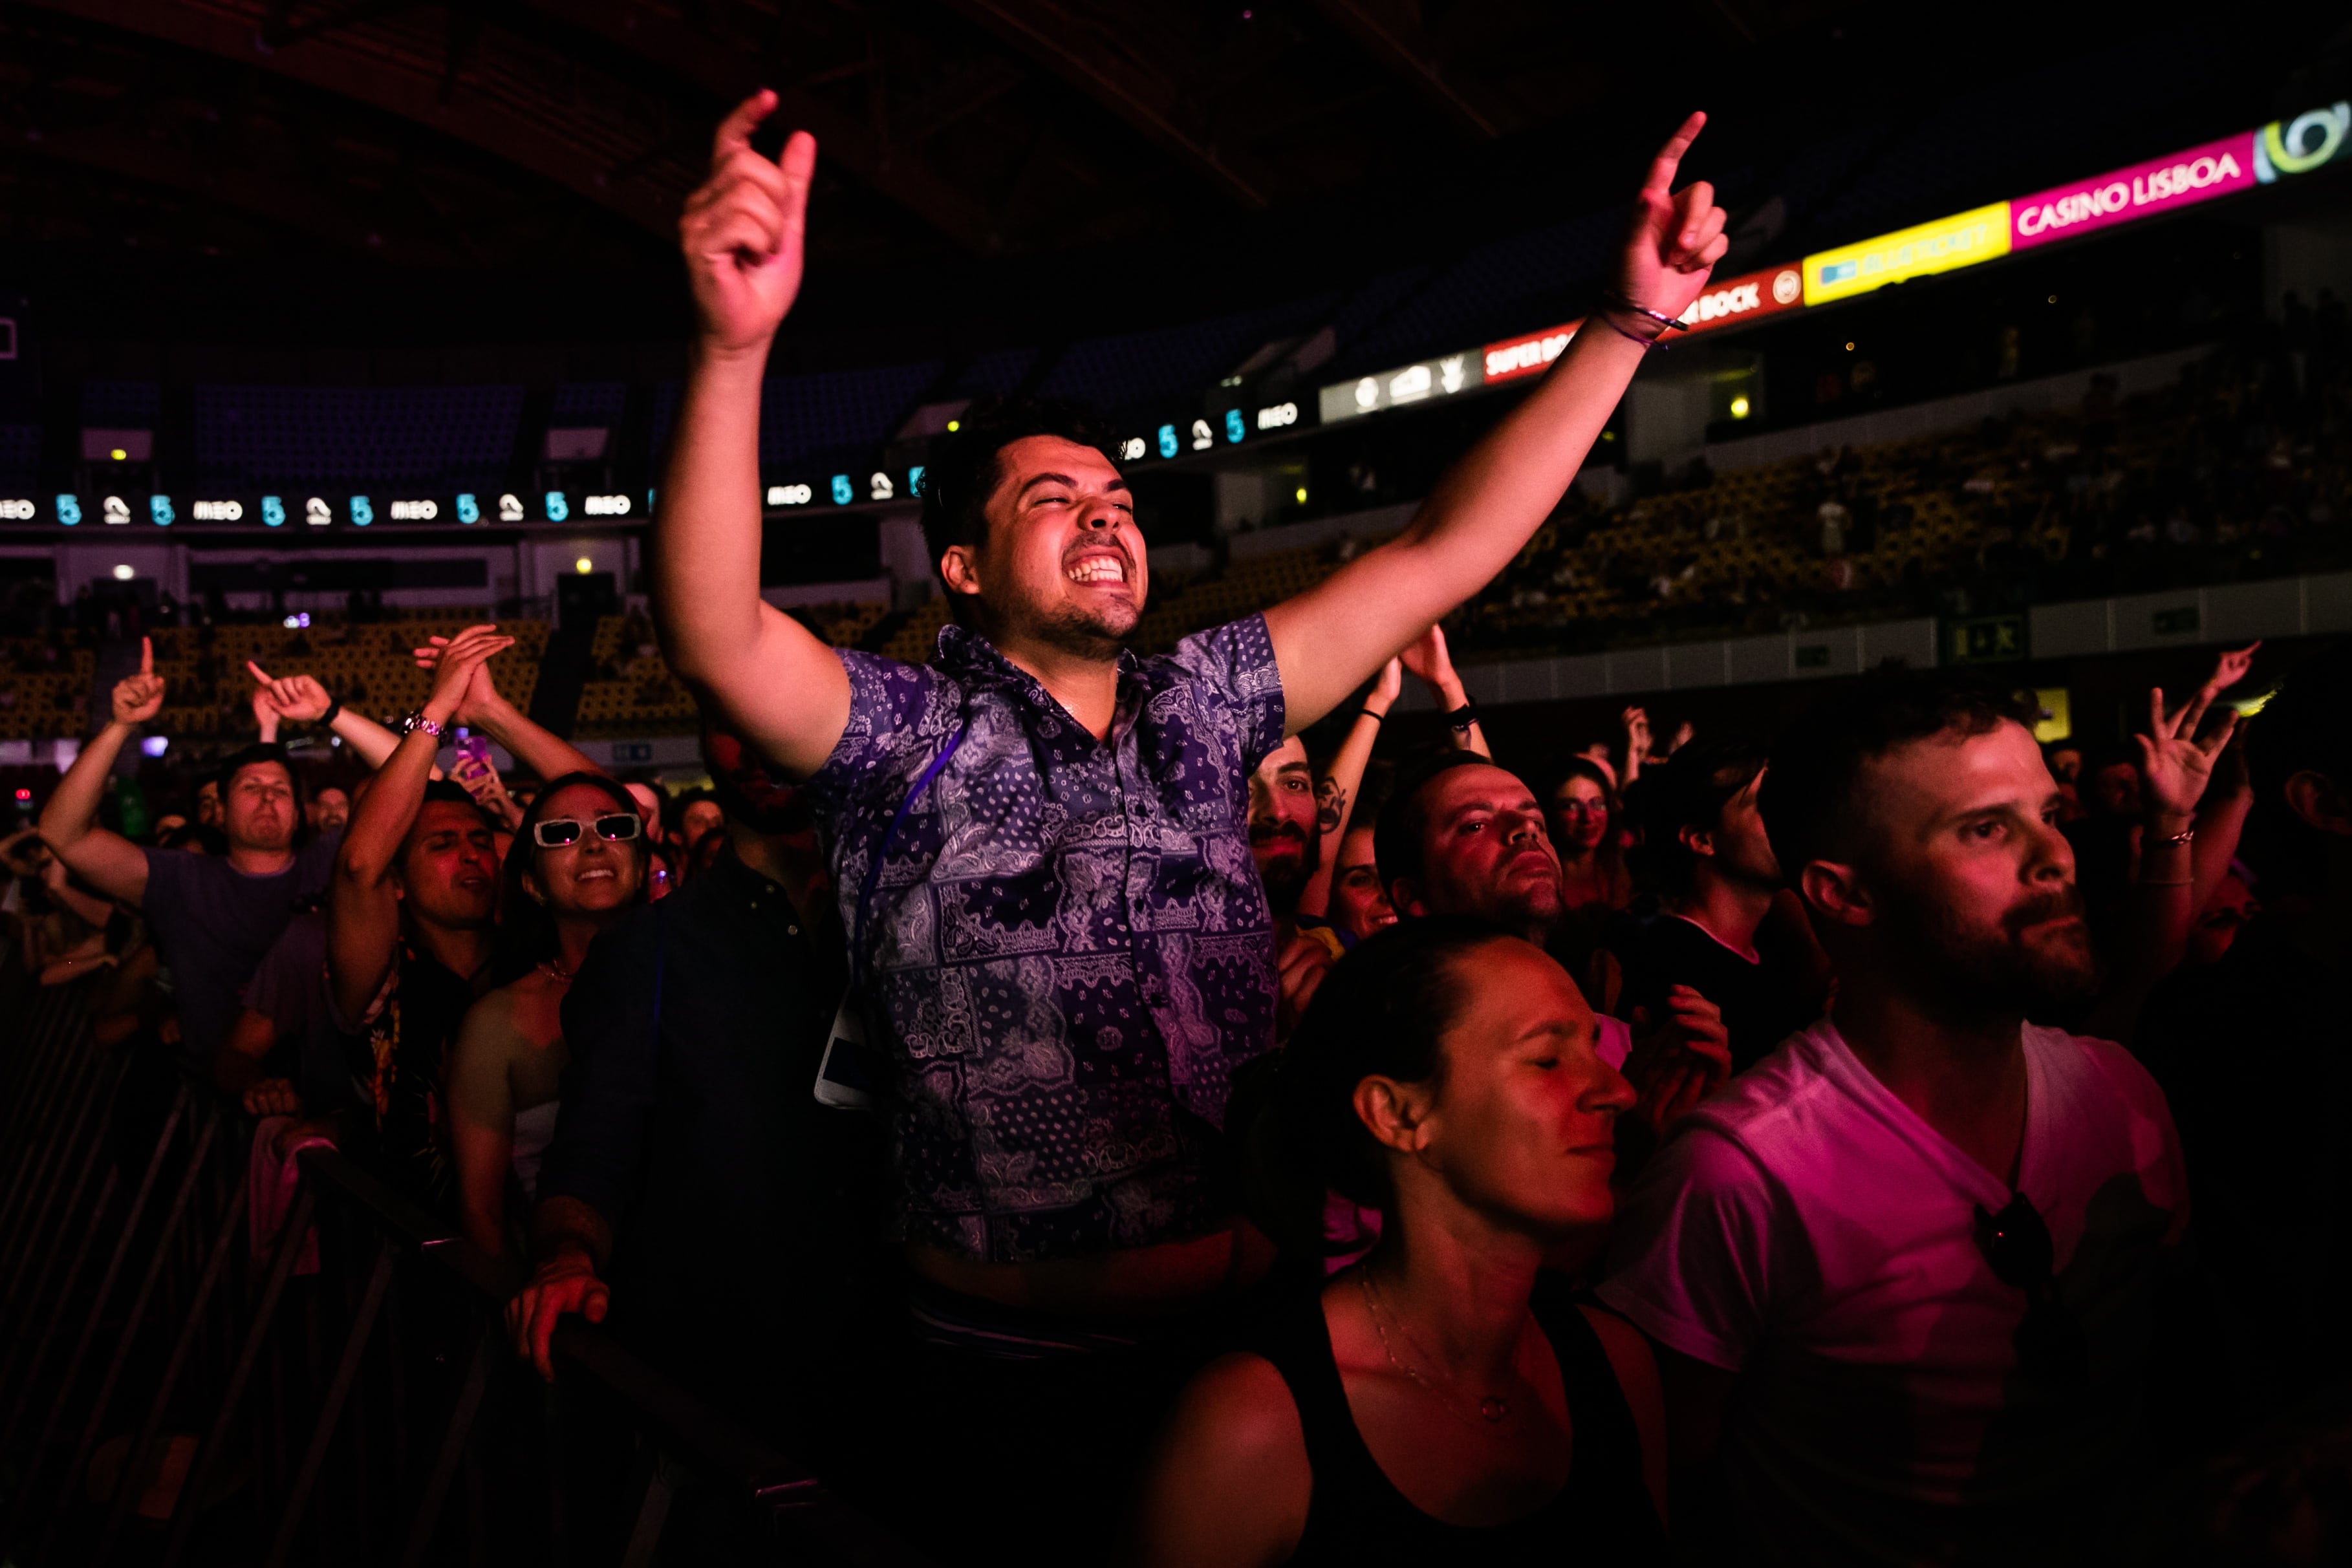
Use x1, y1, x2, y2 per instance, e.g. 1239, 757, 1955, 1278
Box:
680, 89, 817, 358
1613, 113, 1732, 330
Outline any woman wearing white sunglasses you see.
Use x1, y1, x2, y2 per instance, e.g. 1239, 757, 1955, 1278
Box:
447, 772, 649, 1259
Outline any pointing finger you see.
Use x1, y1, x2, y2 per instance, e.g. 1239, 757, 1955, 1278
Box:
246, 660, 272, 685
140, 637, 153, 676
709, 88, 778, 169
1640, 111, 1707, 198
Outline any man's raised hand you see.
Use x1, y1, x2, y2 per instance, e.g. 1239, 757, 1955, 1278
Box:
2136, 683, 2237, 828
247, 662, 333, 723
2201, 641, 2260, 703
1615, 113, 1731, 327
111, 637, 165, 727
680, 90, 815, 358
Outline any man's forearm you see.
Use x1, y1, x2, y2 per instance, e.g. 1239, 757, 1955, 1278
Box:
470, 697, 603, 784
41, 720, 133, 850
340, 725, 438, 886
2190, 788, 2251, 911
530, 1194, 614, 1271
1300, 708, 1383, 918
654, 345, 770, 688
1390, 326, 1647, 607
330, 709, 402, 770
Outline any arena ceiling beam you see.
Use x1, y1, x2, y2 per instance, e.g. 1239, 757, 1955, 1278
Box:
936, 0, 1278, 209
14, 119, 464, 265
1303, 0, 1509, 140
18, 0, 695, 239
506, 0, 1004, 253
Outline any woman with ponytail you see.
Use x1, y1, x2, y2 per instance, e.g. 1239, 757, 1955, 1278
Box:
1130, 916, 1667, 1565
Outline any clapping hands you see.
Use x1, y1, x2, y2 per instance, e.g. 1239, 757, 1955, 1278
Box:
415, 627, 513, 728
422, 626, 515, 728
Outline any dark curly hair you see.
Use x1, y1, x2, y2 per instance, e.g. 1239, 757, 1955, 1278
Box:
917, 397, 1117, 627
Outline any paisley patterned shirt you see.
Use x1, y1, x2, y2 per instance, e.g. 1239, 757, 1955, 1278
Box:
802, 616, 1288, 1263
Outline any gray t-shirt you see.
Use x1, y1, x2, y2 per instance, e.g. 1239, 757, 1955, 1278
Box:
142, 831, 341, 1067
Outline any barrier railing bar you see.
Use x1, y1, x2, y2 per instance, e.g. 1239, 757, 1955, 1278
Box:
160, 1188, 318, 1567
91, 1161, 250, 1566
0, 1082, 189, 1521
263, 1235, 395, 1568
0, 998, 77, 1159
44, 1102, 222, 1559
0, 1031, 100, 1255
1, 1164, 120, 1448
618, 1447, 676, 1568
0, 1056, 126, 1351
396, 1320, 494, 1568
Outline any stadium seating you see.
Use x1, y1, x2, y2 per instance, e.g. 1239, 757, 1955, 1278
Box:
1452, 339, 2352, 656
1037, 298, 1336, 419
194, 385, 526, 492
0, 637, 94, 741
758, 363, 943, 467
80, 380, 162, 429
0, 425, 39, 484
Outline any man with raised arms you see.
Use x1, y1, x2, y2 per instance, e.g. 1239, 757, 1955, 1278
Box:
642, 87, 1727, 1544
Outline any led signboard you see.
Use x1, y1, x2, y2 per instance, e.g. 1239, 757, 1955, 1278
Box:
1483, 323, 1581, 386
2011, 133, 2256, 250
2255, 102, 2349, 181
1804, 202, 2012, 305
1676, 266, 1805, 334
1319, 350, 1483, 424
0, 491, 664, 529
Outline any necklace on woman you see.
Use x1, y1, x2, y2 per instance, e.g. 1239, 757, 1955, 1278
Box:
537, 957, 576, 984
1358, 1269, 1514, 1426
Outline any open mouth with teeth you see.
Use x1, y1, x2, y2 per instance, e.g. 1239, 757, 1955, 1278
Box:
1065, 552, 1128, 585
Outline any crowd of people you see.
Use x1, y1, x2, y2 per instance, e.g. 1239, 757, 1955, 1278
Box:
5, 92, 2351, 1567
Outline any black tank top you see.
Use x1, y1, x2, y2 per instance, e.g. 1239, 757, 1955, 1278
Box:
1255, 1280, 1668, 1565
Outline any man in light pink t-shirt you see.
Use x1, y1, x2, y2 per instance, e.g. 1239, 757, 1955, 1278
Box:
1602, 675, 2223, 1565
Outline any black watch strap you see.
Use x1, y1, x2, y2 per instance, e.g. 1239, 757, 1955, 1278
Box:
318, 698, 343, 728
1447, 698, 1480, 732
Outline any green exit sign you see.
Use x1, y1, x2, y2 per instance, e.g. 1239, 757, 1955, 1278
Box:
2152, 605, 2201, 636
1949, 615, 2027, 664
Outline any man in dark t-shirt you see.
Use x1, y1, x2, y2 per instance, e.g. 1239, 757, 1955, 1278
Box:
1606, 736, 1822, 1071
142, 824, 340, 1066
39, 642, 337, 1068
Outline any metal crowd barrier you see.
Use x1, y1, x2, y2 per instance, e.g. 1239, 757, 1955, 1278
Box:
0, 966, 929, 1567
